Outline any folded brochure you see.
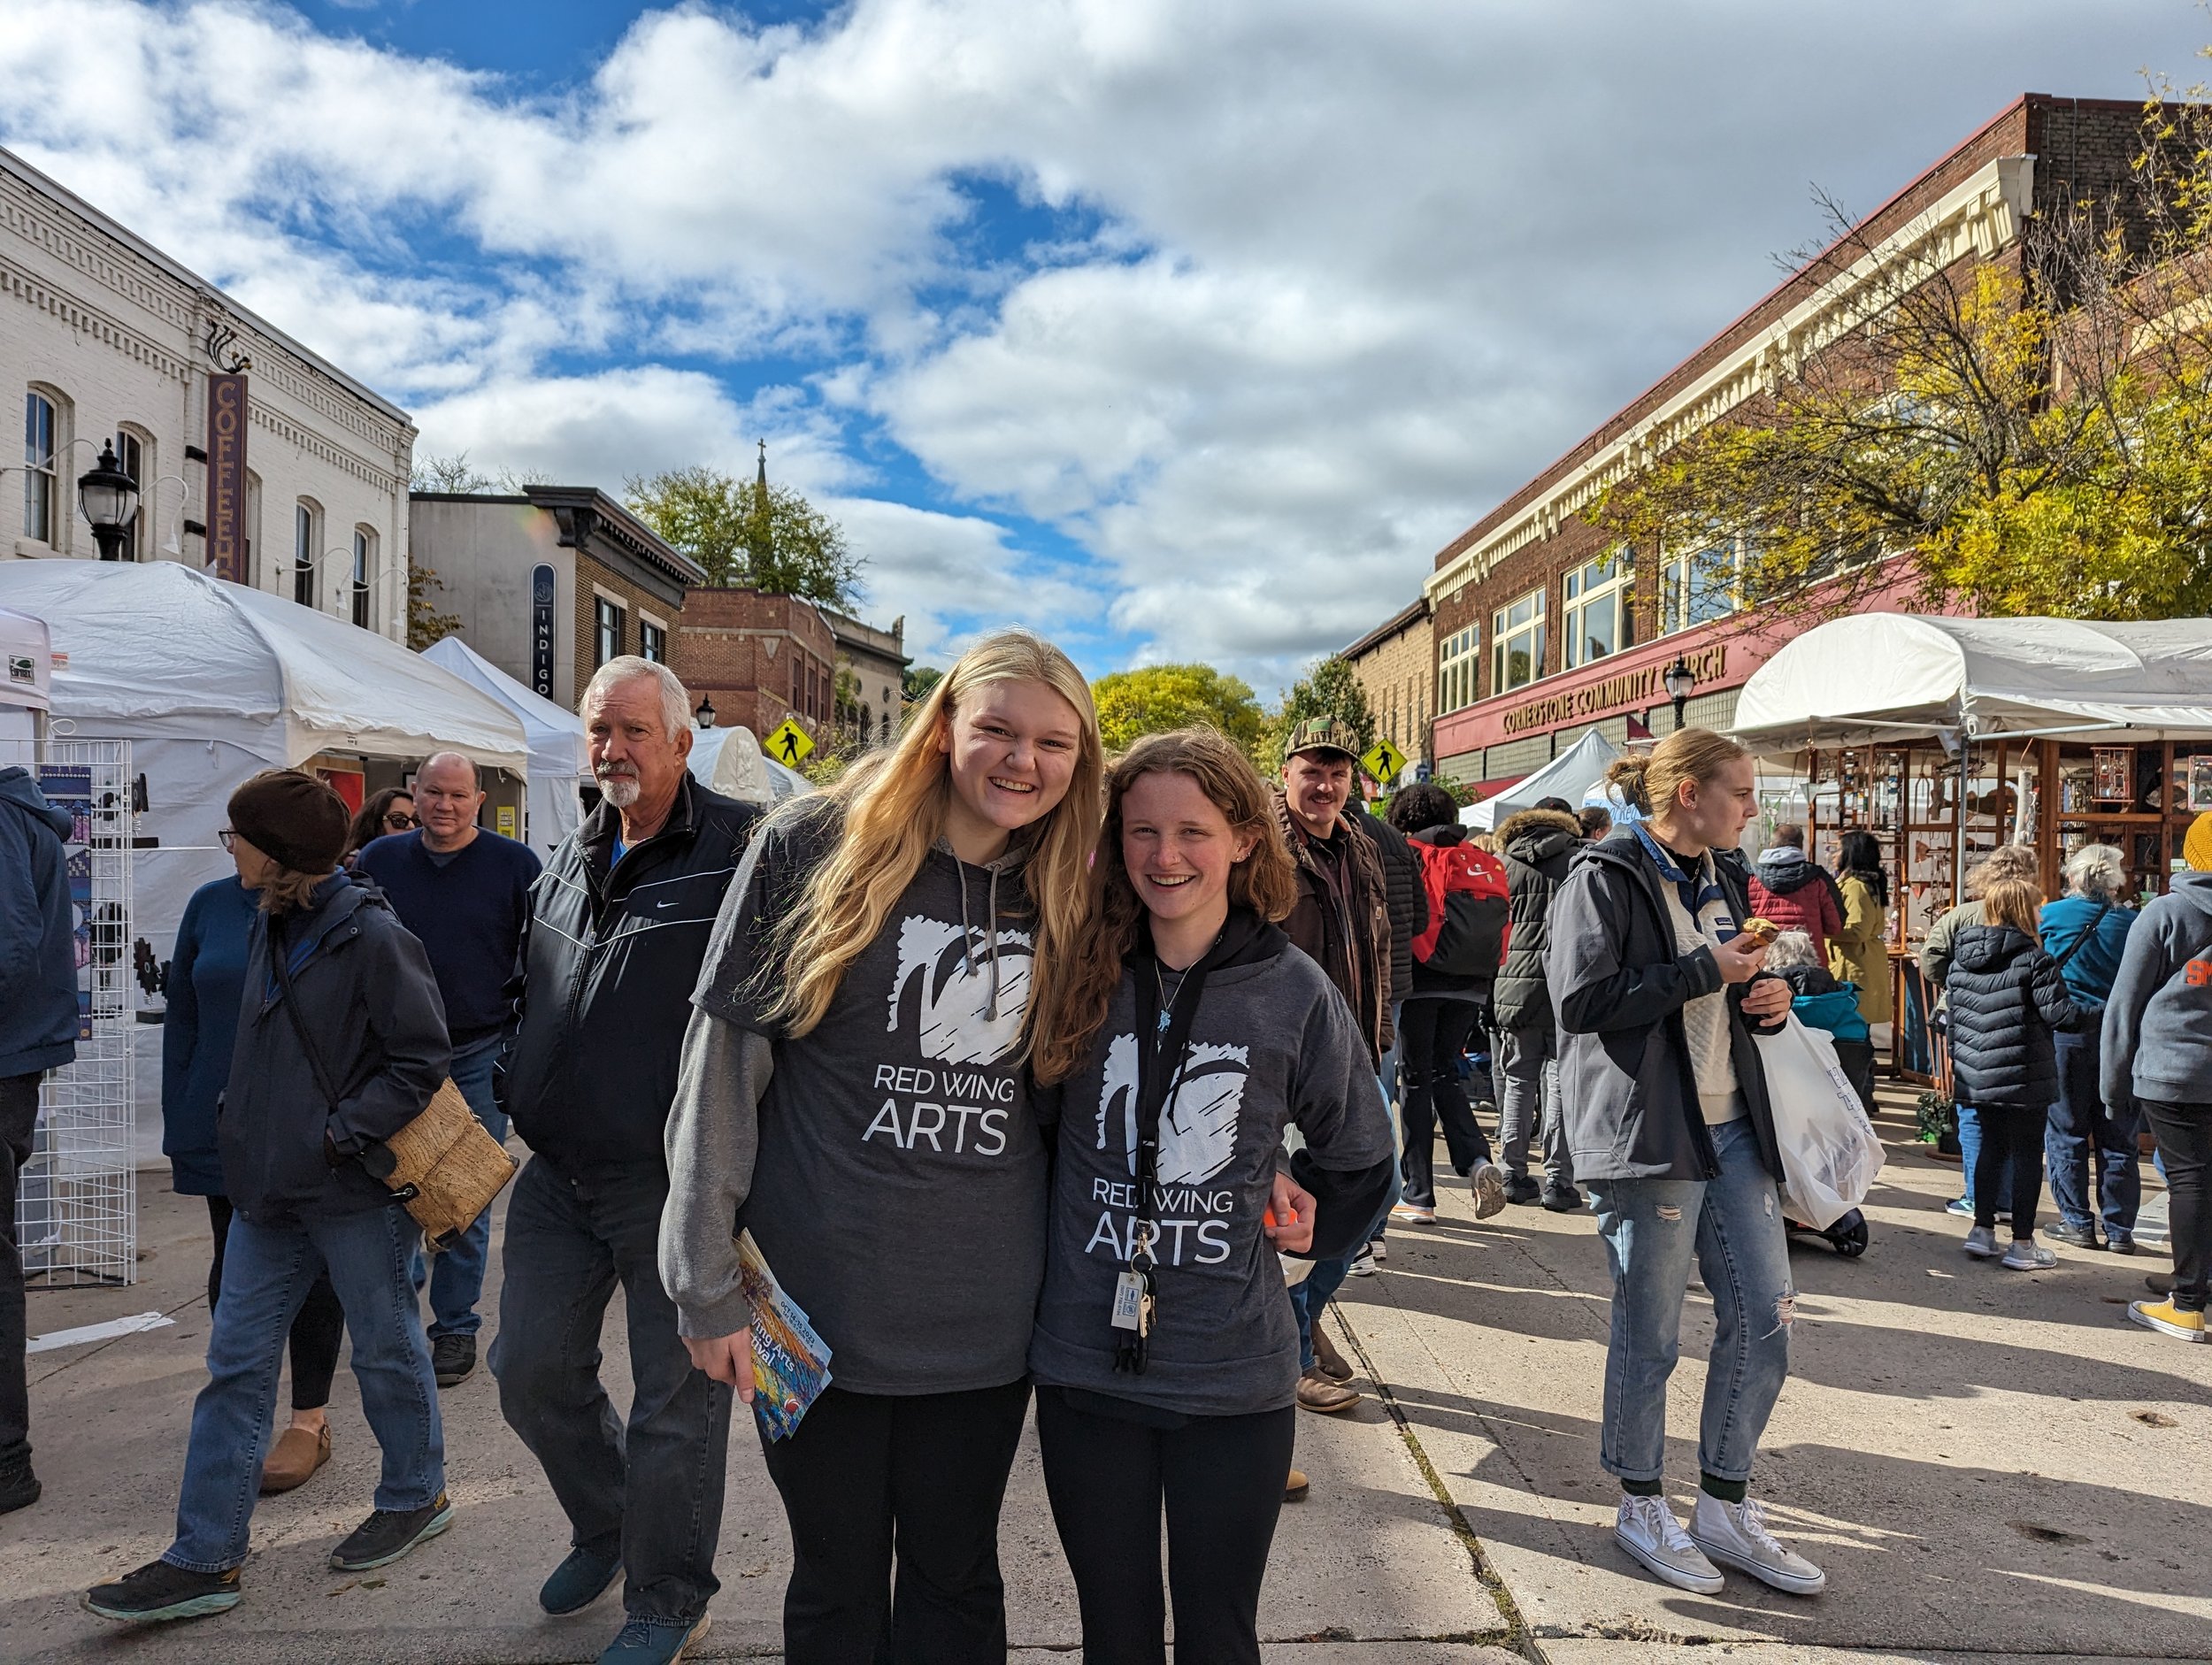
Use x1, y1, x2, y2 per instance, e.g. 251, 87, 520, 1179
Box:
736, 1229, 833, 1440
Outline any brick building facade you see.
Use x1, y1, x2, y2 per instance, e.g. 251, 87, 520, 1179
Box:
1419, 95, 2151, 789
1340, 598, 1432, 782
672, 587, 840, 747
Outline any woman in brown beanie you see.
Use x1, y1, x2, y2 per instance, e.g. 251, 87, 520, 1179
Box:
88, 770, 456, 1626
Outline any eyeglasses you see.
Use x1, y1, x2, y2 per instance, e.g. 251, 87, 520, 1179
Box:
219, 829, 236, 851
383, 811, 418, 830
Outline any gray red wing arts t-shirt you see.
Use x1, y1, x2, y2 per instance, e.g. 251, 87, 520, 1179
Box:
693, 800, 1048, 1395
1028, 945, 1394, 1416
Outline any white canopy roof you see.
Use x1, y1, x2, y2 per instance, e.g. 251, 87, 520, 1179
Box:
0, 606, 51, 711
687, 724, 815, 805
1732, 614, 2212, 750
1462, 725, 1622, 830
0, 560, 529, 771
420, 635, 587, 853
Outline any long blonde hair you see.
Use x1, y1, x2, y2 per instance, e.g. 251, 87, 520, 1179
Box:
1604, 727, 1747, 817
767, 631, 1104, 1073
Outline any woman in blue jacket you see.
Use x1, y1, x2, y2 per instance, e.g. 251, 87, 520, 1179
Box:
2036, 844, 2139, 1252
164, 868, 346, 1496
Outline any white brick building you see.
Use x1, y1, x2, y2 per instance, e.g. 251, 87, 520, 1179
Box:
1, 146, 414, 635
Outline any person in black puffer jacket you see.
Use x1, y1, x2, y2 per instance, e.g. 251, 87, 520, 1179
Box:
1493, 802, 1584, 1208
1946, 877, 2083, 1270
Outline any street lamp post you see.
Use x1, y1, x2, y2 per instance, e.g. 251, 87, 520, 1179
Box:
77, 441, 142, 562
1663, 655, 1697, 731
695, 695, 718, 731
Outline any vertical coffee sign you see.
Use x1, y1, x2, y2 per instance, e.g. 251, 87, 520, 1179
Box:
205, 374, 249, 582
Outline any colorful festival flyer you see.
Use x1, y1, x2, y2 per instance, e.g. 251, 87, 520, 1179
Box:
736, 1230, 833, 1441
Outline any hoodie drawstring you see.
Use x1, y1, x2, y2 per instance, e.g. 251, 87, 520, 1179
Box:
985, 861, 1003, 1021
949, 848, 1009, 1021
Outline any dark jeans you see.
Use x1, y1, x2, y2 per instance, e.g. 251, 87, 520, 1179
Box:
1974, 1103, 2047, 1239
1, 1074, 38, 1468
207, 1196, 344, 1411
758, 1379, 1030, 1665
1035, 1386, 1294, 1665
490, 1155, 731, 1627
1398, 998, 1488, 1206
2141, 1099, 2212, 1313
2045, 1029, 2140, 1238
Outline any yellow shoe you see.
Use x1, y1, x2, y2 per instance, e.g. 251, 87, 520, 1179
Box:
2128, 1298, 2208, 1342
1285, 1468, 1310, 1501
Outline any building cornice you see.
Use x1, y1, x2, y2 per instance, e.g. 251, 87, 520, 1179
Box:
1341, 596, 1431, 660
1425, 152, 2035, 603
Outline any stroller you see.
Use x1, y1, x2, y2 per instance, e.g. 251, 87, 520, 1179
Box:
1785, 1207, 1870, 1258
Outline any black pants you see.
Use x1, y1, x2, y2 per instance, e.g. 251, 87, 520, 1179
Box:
1398, 999, 1488, 1205
758, 1379, 1029, 1665
206, 1195, 345, 1411
2142, 1098, 2212, 1314
1, 1074, 38, 1468
1036, 1386, 1295, 1665
1973, 1102, 2047, 1239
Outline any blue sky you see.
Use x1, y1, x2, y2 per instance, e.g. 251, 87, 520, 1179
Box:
3, 1, 2207, 687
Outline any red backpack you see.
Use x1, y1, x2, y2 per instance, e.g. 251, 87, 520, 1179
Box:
1410, 840, 1510, 978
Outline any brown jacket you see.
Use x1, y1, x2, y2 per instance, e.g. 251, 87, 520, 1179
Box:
1271, 787, 1394, 1064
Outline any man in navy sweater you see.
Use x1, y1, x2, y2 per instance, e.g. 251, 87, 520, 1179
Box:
357, 751, 541, 1386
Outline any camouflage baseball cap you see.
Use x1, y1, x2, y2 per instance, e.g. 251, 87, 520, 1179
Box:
1284, 717, 1360, 761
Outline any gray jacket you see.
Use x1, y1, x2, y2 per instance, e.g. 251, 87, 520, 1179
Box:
1546, 833, 1782, 1184
2101, 873, 2212, 1109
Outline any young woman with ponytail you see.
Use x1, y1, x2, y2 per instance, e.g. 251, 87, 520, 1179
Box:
659, 631, 1104, 1664
1545, 729, 1827, 1600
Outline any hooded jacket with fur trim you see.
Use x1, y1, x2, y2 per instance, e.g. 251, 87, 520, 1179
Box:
1492, 807, 1582, 1036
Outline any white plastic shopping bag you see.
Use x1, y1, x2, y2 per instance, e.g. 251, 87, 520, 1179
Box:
1755, 1015, 1886, 1230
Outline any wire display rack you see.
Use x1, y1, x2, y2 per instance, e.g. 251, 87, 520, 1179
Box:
5, 737, 135, 1286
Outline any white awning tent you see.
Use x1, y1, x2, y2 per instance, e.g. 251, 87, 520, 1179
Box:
420, 634, 586, 856
1462, 726, 1622, 830
1732, 614, 2212, 751
687, 724, 816, 805
0, 605, 51, 748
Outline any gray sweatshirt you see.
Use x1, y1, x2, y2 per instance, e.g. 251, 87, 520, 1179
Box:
659, 799, 1049, 1395
1028, 929, 1394, 1417
2100, 872, 2212, 1109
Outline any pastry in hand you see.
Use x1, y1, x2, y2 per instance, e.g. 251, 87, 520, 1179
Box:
1738, 917, 1780, 948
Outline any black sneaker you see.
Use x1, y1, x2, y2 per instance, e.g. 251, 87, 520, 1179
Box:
85, 1559, 242, 1623
0, 1454, 39, 1515
2043, 1221, 2102, 1250
432, 1333, 477, 1388
1504, 1173, 1543, 1206
1540, 1182, 1585, 1213
329, 1494, 456, 1571
540, 1541, 625, 1615
2108, 1232, 2138, 1256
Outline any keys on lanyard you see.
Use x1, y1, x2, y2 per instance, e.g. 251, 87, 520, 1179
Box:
1112, 1220, 1159, 1375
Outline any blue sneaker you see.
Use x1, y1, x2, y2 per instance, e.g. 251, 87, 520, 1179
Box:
1944, 1197, 1974, 1217
598, 1614, 711, 1663
540, 1542, 623, 1615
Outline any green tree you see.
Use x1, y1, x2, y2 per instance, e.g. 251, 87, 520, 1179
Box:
902, 664, 944, 705
407, 564, 463, 649
1091, 663, 1268, 760
1271, 655, 1376, 769
624, 460, 862, 607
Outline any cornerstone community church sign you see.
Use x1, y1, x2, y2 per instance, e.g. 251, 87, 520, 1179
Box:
1500, 643, 1730, 738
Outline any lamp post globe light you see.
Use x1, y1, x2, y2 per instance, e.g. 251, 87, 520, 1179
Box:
1663, 654, 1697, 731
78, 441, 142, 562
695, 695, 718, 731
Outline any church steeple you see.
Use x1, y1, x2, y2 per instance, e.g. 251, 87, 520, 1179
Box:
757, 438, 768, 491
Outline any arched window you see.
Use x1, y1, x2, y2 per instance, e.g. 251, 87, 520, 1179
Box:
350, 526, 374, 628
294, 501, 320, 606
113, 427, 151, 561
22, 388, 61, 545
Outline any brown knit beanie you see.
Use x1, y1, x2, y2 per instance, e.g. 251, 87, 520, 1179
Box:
227, 769, 349, 874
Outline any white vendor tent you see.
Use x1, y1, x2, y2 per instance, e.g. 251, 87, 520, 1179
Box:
0, 604, 51, 748
1462, 726, 1622, 830
1732, 615, 2212, 750
687, 724, 815, 806
421, 634, 586, 856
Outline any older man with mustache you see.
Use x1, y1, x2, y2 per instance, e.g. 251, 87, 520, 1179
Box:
492, 657, 759, 1665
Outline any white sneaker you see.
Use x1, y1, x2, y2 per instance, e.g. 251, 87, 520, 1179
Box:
1471, 1162, 1508, 1220
1368, 1238, 1388, 1263
1613, 1492, 1724, 1594
1962, 1224, 2001, 1259
2001, 1239, 2058, 1270
1689, 1492, 1827, 1595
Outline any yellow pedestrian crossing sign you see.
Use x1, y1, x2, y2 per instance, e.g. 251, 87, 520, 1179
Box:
765, 717, 815, 769
1362, 737, 1408, 784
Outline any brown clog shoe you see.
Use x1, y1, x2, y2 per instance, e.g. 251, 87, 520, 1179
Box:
260, 1423, 332, 1494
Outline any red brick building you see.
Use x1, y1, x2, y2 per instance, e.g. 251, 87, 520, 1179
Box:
672, 588, 839, 743
1419, 95, 2149, 791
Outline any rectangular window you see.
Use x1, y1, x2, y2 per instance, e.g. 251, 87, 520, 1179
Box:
1657, 541, 1740, 633
595, 596, 625, 667
293, 503, 316, 606
1438, 625, 1481, 714
23, 393, 55, 543
639, 620, 666, 664
1491, 589, 1546, 694
1563, 553, 1633, 670
114, 431, 143, 560
350, 530, 372, 628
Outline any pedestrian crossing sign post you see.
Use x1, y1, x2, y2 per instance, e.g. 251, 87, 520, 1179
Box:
1361, 737, 1408, 785
765, 717, 815, 769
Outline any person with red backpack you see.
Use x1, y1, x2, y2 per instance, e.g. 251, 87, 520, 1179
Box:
1386, 784, 1511, 1222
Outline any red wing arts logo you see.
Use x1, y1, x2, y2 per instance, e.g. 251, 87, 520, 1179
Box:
1096, 1034, 1249, 1186
888, 915, 1033, 1064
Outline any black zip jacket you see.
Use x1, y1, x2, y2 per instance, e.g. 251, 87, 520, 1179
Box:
1492, 808, 1582, 1035
1947, 923, 2083, 1109
503, 773, 758, 1171
222, 876, 451, 1223
1352, 802, 1428, 1008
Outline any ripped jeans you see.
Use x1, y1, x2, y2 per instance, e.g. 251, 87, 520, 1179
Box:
1586, 1116, 1793, 1487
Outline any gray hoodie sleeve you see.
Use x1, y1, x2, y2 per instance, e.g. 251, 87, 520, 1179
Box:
659, 1001, 774, 1339
2100, 904, 2170, 1109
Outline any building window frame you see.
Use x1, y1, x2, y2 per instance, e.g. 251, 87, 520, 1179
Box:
1438, 625, 1480, 714
1562, 551, 1634, 671
594, 595, 626, 667
1657, 538, 1743, 635
23, 387, 63, 546
639, 617, 667, 664
293, 500, 320, 607
1491, 588, 1547, 695
113, 426, 150, 561
350, 527, 374, 628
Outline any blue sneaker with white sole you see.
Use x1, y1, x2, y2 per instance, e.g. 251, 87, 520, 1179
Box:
598, 1614, 712, 1662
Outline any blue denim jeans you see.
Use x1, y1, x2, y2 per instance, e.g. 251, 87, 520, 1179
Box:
165, 1201, 443, 1572
1496, 1024, 1570, 1186
1955, 1102, 2018, 1214
1586, 1116, 1793, 1486
416, 1034, 507, 1339
2044, 1028, 2139, 1238
489, 1154, 731, 1626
